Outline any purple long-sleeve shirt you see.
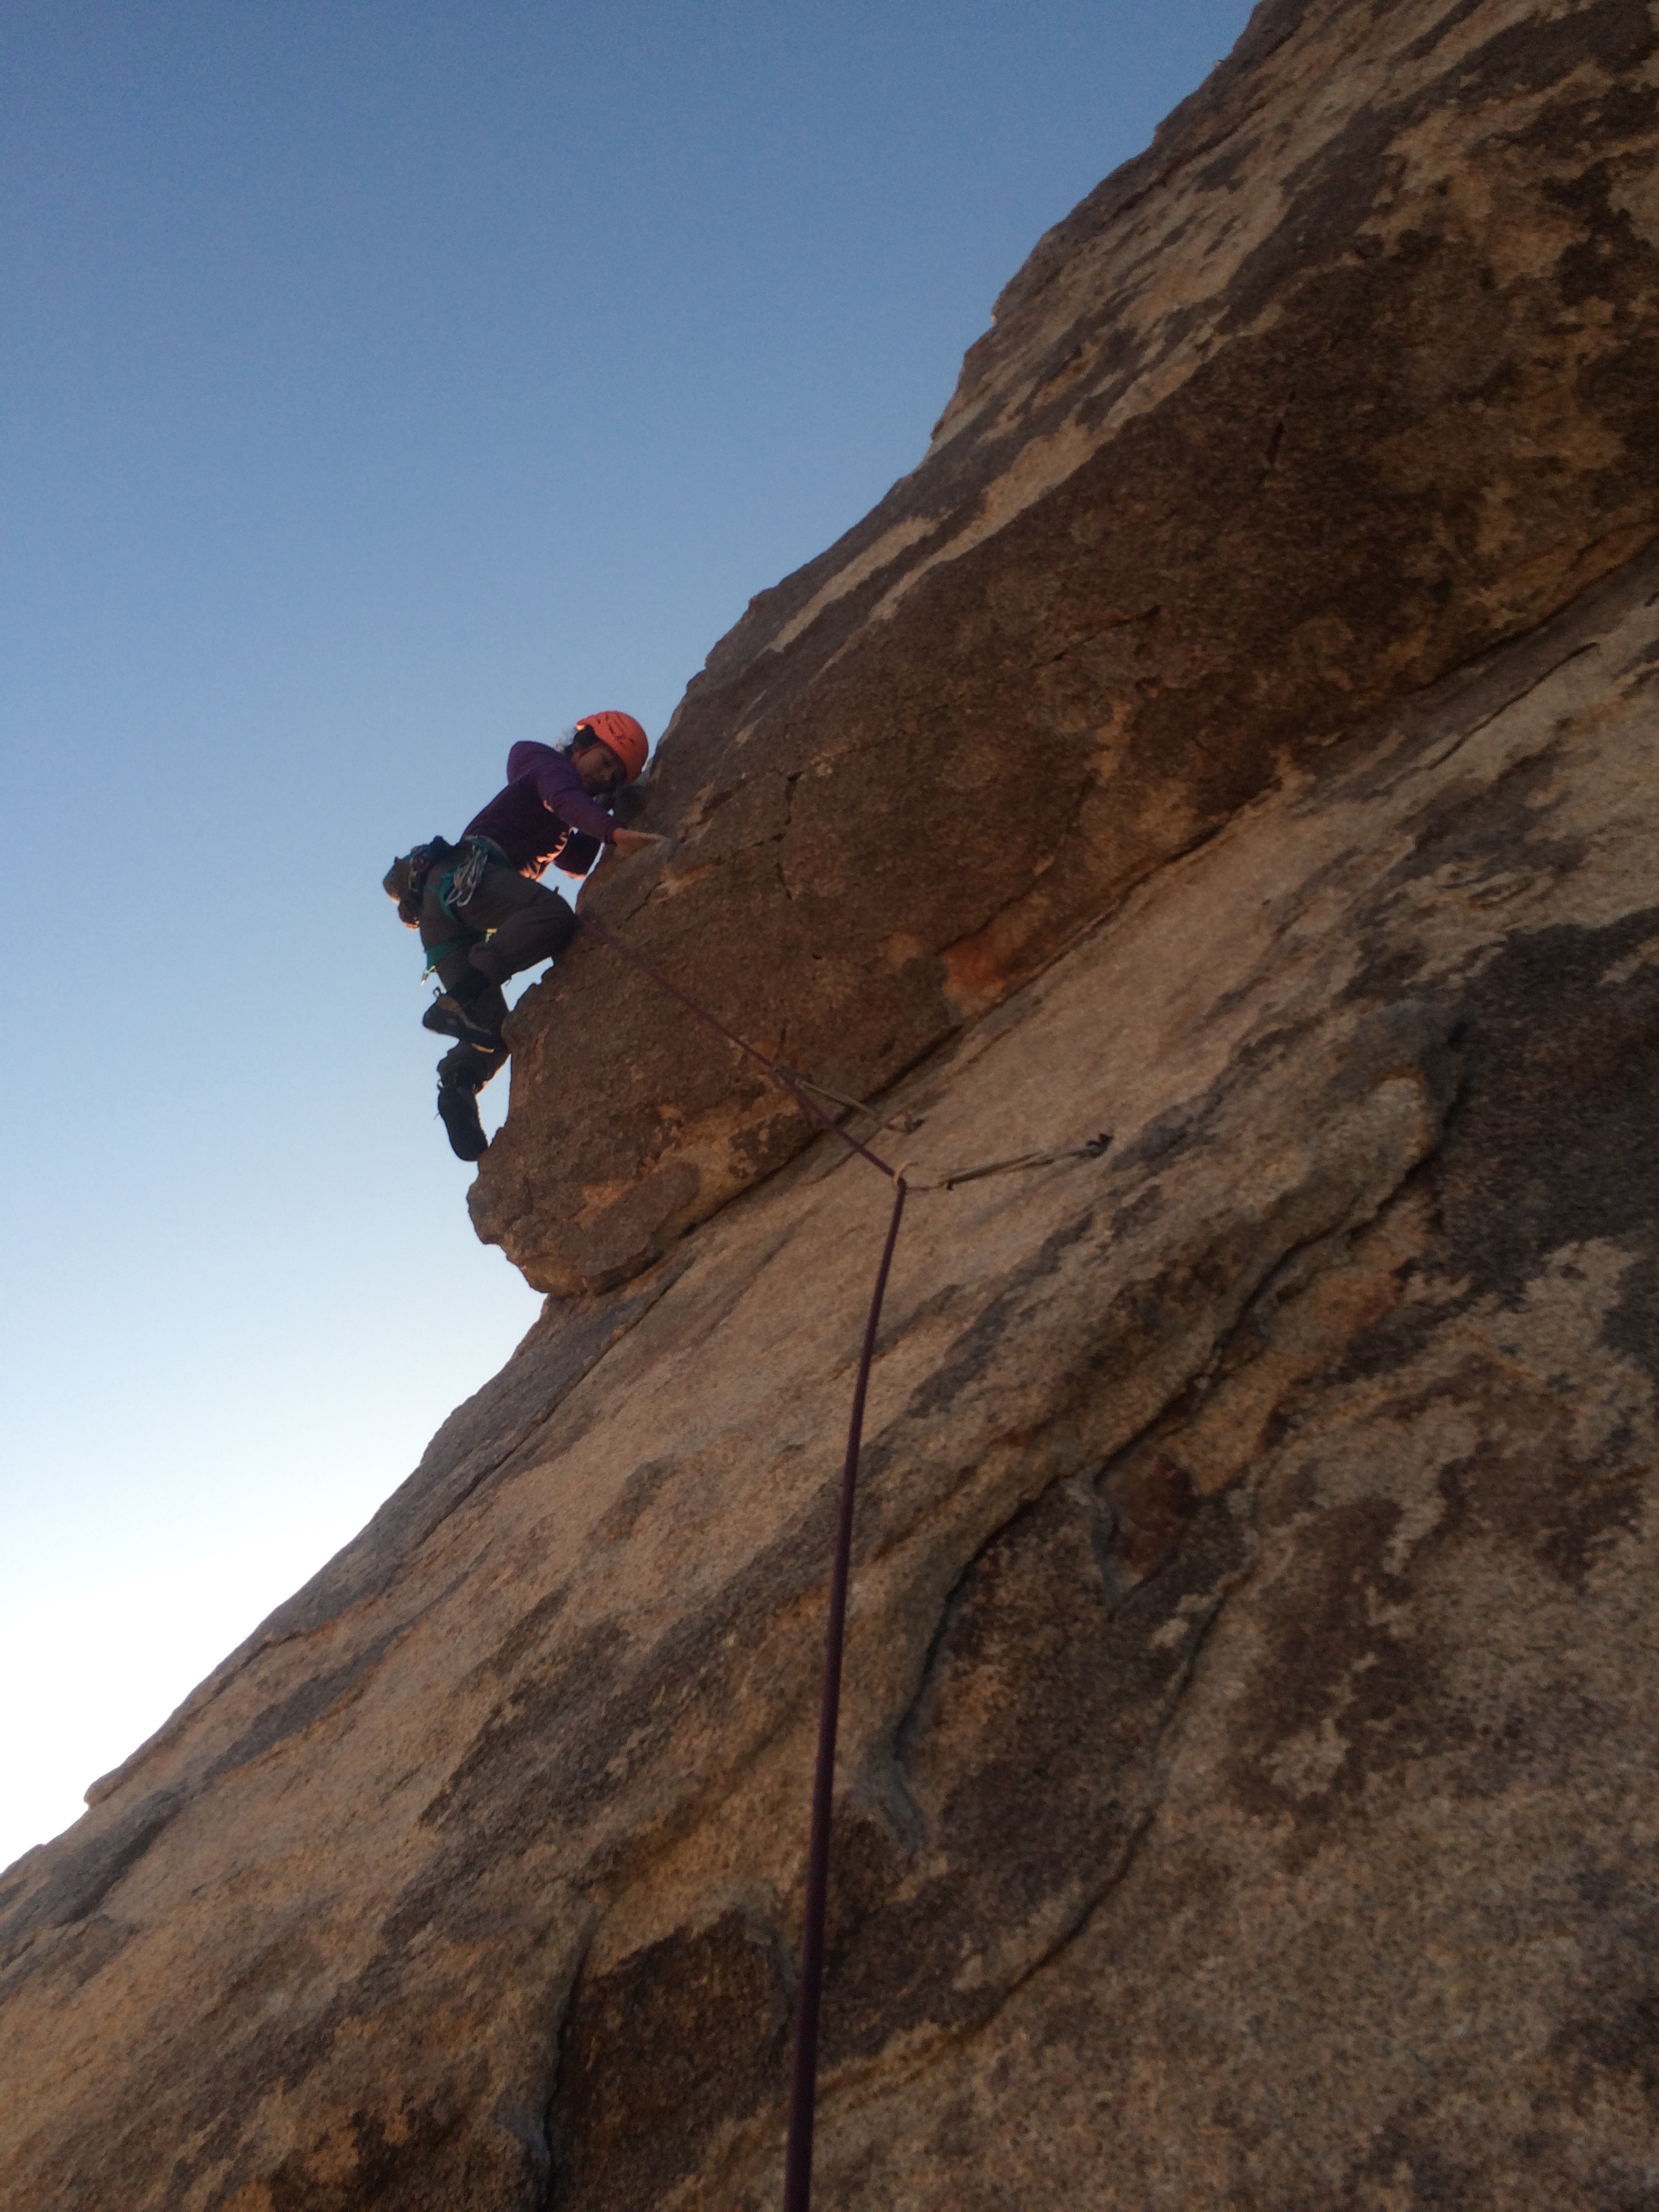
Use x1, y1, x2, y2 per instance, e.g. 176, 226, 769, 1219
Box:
462, 741, 615, 878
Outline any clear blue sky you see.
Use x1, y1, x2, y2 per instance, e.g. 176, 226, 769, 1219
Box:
1, 1, 1256, 1870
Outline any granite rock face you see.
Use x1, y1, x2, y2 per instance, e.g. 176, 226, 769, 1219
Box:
5, 3, 1659, 2208
474, 0, 1659, 1297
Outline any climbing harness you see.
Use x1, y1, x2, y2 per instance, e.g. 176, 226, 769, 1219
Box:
416, 840, 508, 977
385, 835, 518, 977
575, 912, 1111, 2211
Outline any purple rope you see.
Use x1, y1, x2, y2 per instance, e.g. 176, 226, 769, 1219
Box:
577, 909, 908, 2209
782, 1172, 908, 2212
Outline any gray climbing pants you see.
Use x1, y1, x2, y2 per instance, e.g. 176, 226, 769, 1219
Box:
419, 855, 577, 1092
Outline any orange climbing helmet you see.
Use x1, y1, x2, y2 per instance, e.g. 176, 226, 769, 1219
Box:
574, 710, 649, 783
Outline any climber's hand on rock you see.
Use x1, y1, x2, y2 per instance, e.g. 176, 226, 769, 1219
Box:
612, 828, 668, 857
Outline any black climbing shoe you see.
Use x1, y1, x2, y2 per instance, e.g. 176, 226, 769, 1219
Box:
424, 992, 504, 1050
436, 1080, 489, 1162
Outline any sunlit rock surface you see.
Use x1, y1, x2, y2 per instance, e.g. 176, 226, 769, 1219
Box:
5, 2, 1658, 2206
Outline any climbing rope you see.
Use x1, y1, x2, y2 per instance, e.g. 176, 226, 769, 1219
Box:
575, 911, 1107, 2208
577, 914, 1110, 1190
781, 1168, 907, 2212
578, 916, 899, 1181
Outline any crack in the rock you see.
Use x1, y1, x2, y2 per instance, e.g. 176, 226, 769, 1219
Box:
771, 770, 802, 909
537, 1906, 603, 2212
800, 1492, 1256, 2166
935, 804, 1237, 1001
972, 1498, 1252, 1989
1412, 639, 1603, 775
836, 1135, 1450, 2125
880, 1105, 1449, 1795
1033, 602, 1162, 670
889, 1494, 1048, 1788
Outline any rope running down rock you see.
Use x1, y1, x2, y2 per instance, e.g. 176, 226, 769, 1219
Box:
781, 1169, 907, 2212
575, 912, 1107, 2209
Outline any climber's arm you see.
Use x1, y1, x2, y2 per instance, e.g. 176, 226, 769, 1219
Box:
554, 830, 602, 877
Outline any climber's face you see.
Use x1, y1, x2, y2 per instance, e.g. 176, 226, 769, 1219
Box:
573, 739, 627, 797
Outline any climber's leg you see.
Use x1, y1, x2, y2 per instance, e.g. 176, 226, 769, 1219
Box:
457, 867, 577, 986
420, 866, 575, 1052
436, 1067, 489, 1160
417, 865, 574, 1157
422, 940, 509, 1051
433, 1038, 501, 1162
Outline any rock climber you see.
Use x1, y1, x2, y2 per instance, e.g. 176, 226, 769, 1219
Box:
391, 711, 661, 1162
